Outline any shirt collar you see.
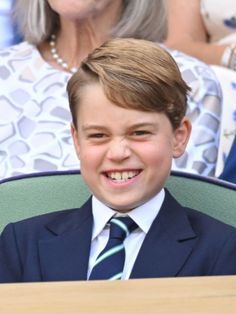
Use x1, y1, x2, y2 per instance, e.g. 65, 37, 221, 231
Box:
91, 189, 165, 240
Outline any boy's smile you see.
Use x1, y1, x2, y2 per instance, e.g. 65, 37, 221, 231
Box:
104, 169, 140, 182
72, 83, 190, 212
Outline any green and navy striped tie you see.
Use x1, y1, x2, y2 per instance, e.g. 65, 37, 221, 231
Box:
89, 216, 137, 280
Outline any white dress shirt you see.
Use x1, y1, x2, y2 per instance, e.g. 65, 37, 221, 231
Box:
87, 189, 165, 279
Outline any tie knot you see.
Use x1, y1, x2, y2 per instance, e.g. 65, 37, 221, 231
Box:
109, 216, 137, 241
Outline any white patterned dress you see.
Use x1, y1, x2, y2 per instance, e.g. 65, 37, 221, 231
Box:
0, 42, 222, 179
201, 0, 236, 175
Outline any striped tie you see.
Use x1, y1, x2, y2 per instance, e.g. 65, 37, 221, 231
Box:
89, 216, 137, 280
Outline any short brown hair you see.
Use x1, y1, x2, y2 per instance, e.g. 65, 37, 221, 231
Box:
67, 38, 190, 129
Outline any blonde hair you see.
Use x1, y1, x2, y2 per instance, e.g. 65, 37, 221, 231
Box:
67, 38, 190, 129
13, 0, 167, 45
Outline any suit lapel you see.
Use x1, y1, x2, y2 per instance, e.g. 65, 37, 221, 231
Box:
130, 190, 197, 278
37, 190, 198, 281
38, 198, 93, 281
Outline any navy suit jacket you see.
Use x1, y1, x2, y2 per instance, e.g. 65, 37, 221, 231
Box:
219, 136, 236, 184
1, 189, 236, 283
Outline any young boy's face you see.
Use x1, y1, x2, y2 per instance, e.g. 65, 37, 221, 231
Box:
71, 83, 191, 212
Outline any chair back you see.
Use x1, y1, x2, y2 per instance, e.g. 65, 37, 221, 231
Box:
0, 170, 90, 232
165, 171, 236, 227
0, 170, 235, 232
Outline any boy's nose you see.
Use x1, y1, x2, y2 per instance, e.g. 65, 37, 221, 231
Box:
107, 138, 131, 161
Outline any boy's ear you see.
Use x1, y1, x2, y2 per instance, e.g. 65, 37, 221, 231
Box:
71, 123, 80, 160
173, 117, 192, 158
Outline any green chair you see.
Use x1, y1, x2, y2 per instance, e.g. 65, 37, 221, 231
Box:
0, 170, 235, 233
165, 171, 236, 227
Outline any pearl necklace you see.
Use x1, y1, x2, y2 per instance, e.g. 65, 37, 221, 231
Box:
49, 34, 78, 74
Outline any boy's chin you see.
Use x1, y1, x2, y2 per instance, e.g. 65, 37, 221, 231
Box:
109, 206, 135, 213
106, 199, 144, 213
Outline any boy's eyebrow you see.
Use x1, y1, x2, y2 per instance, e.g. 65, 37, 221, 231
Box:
81, 122, 158, 132
128, 122, 158, 129
81, 125, 108, 132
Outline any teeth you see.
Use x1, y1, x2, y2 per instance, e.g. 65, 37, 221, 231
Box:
114, 172, 122, 180
128, 171, 134, 178
108, 171, 139, 181
123, 172, 129, 180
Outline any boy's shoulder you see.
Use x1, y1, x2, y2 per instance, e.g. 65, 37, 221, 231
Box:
164, 188, 236, 237
1, 199, 92, 239
184, 205, 236, 234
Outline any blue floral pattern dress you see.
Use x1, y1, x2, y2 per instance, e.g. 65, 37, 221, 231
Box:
201, 0, 236, 175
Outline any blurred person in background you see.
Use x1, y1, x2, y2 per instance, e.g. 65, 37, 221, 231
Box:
166, 0, 236, 175
0, 0, 21, 48
0, 0, 221, 179
219, 136, 236, 184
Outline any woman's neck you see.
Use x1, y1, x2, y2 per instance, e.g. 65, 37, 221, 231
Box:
39, 0, 122, 72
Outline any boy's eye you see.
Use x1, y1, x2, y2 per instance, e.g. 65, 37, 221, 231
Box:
133, 130, 150, 136
88, 133, 106, 138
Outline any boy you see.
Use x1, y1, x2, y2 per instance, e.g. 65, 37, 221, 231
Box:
1, 38, 236, 282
